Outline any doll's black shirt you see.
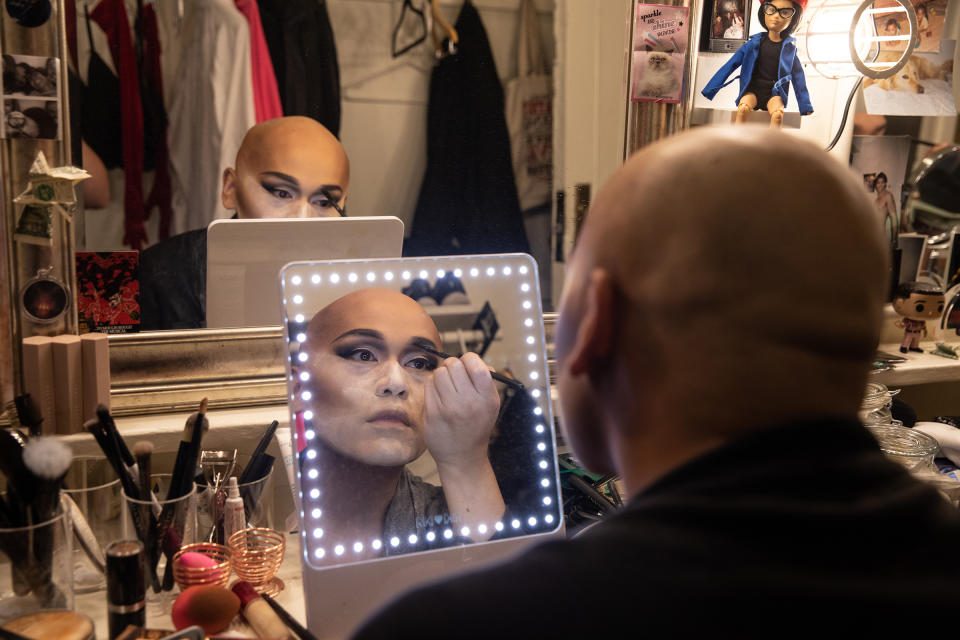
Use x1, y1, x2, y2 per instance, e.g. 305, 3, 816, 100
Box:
749, 34, 784, 91
353, 417, 960, 638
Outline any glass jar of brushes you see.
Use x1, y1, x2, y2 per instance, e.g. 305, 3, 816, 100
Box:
866, 424, 939, 475
859, 382, 900, 426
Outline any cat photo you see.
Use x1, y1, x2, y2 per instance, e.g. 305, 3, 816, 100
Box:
632, 50, 682, 103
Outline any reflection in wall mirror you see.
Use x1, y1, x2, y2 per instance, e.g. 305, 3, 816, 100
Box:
281, 254, 562, 634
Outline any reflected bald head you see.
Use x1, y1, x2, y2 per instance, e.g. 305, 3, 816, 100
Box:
223, 116, 350, 219
558, 127, 888, 445
305, 289, 441, 349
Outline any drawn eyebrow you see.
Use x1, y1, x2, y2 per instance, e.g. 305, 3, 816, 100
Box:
260, 171, 299, 184
332, 328, 384, 343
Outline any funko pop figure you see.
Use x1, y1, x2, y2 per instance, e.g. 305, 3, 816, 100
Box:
892, 281, 945, 354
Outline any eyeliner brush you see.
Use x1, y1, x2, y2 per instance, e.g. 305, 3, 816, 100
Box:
417, 344, 525, 390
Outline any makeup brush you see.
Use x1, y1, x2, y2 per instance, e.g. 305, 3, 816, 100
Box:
19, 437, 72, 608
85, 418, 137, 497
262, 593, 318, 640
239, 420, 279, 485
416, 343, 525, 390
134, 441, 154, 578
98, 404, 136, 470
61, 492, 106, 574
160, 399, 209, 590
13, 394, 43, 437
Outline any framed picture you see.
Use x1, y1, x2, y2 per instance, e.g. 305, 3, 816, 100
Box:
700, 0, 750, 53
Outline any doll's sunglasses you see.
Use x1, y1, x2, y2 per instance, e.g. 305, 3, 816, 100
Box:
761, 3, 796, 18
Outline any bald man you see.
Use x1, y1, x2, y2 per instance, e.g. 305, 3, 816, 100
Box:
353, 128, 960, 638
140, 117, 349, 330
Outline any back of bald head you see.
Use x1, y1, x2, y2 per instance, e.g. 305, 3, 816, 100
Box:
580, 127, 888, 428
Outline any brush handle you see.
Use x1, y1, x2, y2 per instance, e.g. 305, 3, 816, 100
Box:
240, 420, 279, 485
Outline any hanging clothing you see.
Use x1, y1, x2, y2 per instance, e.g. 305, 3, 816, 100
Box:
257, 0, 340, 136
80, 5, 123, 169
235, 0, 283, 123
167, 0, 256, 234
405, 1, 529, 256
90, 0, 148, 249
139, 2, 173, 241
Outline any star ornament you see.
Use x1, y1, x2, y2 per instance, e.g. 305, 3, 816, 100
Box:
14, 151, 90, 213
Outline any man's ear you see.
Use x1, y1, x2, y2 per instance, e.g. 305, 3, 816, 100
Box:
567, 268, 616, 378
222, 167, 238, 210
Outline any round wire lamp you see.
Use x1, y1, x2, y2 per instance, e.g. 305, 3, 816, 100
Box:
800, 0, 917, 80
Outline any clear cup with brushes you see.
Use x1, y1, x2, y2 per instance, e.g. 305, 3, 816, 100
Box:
196, 420, 280, 544
0, 435, 75, 624
121, 473, 198, 605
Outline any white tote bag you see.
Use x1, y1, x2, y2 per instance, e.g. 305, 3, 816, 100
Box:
505, 0, 552, 211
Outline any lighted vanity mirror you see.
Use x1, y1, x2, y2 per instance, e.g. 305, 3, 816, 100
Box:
281, 254, 562, 571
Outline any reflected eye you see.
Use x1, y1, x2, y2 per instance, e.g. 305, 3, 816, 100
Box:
938, 304, 945, 313
310, 197, 335, 209
915, 303, 925, 313
264, 184, 294, 200
406, 356, 437, 371
347, 348, 376, 362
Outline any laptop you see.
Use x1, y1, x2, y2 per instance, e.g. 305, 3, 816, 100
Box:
206, 217, 404, 328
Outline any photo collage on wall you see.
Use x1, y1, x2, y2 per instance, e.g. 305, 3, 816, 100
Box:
630, 4, 689, 104
864, 0, 955, 116
2, 53, 60, 140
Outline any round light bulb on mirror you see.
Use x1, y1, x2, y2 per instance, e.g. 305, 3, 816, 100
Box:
291, 275, 302, 285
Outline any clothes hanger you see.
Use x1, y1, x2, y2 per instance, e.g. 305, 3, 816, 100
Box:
430, 0, 459, 58
392, 0, 427, 58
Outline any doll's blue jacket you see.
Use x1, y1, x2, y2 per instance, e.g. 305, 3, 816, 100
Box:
701, 33, 813, 115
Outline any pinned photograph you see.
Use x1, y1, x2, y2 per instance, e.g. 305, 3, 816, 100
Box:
631, 4, 689, 103
3, 98, 59, 139
872, 0, 948, 53
863, 40, 955, 116
2, 54, 58, 97
850, 135, 911, 243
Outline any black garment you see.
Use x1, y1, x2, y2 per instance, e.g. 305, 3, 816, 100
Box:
353, 418, 960, 637
81, 6, 123, 169
258, 0, 340, 136
745, 34, 782, 110
139, 229, 206, 330
405, 1, 529, 257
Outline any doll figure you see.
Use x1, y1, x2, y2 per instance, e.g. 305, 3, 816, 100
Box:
892, 281, 944, 354
701, 0, 812, 127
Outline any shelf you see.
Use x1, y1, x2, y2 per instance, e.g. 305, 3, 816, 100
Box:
872, 342, 960, 387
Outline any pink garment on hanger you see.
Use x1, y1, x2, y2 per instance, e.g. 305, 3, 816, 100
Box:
235, 0, 283, 122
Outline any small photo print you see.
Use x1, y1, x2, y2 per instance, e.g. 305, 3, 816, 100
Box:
631, 50, 683, 103
2, 54, 58, 98
872, 0, 948, 53
3, 98, 59, 139
863, 40, 955, 116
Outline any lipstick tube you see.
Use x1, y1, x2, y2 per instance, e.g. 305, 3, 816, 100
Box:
106, 540, 146, 639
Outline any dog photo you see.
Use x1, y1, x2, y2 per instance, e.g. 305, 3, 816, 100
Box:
864, 40, 956, 116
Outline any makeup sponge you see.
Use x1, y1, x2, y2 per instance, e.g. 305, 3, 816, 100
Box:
171, 585, 240, 634
176, 551, 219, 570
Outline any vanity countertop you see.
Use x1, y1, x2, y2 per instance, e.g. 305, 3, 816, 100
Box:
77, 532, 306, 639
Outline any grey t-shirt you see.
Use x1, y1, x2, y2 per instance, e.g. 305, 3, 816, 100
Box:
382, 469, 450, 553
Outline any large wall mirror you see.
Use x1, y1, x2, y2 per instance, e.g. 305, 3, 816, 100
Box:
280, 254, 561, 569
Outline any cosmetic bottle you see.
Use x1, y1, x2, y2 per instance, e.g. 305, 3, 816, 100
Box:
223, 477, 246, 542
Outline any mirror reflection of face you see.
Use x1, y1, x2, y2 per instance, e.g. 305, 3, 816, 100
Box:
296, 289, 442, 467
223, 117, 350, 219
875, 176, 887, 192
